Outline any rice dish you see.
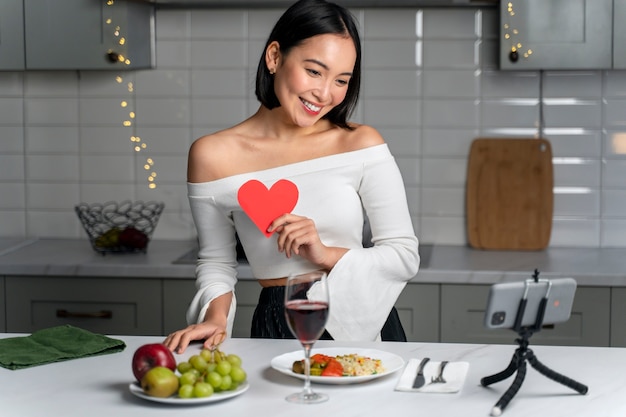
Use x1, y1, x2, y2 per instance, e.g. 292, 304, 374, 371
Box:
335, 354, 385, 376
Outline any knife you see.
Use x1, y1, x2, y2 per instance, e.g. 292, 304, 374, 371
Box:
412, 357, 430, 389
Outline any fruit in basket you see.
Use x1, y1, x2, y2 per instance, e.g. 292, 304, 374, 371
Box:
94, 227, 121, 249
119, 227, 148, 250
140, 367, 179, 398
132, 343, 177, 382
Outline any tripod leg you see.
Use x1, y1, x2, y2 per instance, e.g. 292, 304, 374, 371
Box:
481, 351, 520, 387
490, 361, 527, 417
527, 351, 588, 395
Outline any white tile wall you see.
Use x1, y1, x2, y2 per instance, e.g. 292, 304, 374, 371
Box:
1, 6, 626, 248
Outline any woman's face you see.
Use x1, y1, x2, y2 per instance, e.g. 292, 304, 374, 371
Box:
268, 34, 357, 128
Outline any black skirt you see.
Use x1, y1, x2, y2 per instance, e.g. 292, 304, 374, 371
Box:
250, 286, 407, 342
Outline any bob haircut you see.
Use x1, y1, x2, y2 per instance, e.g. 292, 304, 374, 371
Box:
255, 0, 361, 130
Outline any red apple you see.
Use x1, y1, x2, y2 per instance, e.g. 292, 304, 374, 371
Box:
119, 227, 148, 250
132, 343, 176, 382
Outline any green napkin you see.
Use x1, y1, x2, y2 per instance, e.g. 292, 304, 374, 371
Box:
0, 325, 126, 370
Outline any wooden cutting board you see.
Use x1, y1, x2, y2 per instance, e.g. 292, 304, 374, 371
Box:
466, 138, 553, 250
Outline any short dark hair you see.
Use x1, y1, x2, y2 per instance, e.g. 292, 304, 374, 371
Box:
255, 0, 361, 130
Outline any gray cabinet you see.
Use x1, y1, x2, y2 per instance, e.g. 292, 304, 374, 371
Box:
0, 277, 5, 332
0, 0, 25, 70
5, 276, 162, 335
614, 0, 626, 68
440, 284, 611, 347
396, 283, 439, 343
1, 0, 154, 71
611, 288, 626, 347
499, 0, 612, 70
163, 279, 195, 336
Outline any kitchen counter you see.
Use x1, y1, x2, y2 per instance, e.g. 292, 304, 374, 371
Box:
0, 334, 623, 417
0, 238, 625, 286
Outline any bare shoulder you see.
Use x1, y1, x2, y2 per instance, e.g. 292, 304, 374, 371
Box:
341, 123, 386, 152
187, 129, 239, 182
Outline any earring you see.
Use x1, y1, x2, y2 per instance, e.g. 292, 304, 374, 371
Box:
269, 68, 276, 75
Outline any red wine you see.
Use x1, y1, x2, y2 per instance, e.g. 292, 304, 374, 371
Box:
285, 300, 329, 343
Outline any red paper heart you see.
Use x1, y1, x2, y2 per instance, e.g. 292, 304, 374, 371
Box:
237, 179, 299, 238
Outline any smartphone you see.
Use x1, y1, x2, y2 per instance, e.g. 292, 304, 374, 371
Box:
484, 278, 577, 329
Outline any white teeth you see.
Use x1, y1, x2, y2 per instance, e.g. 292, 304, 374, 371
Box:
302, 100, 321, 112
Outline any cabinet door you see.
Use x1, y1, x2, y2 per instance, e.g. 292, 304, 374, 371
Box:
395, 283, 439, 342
24, 0, 154, 70
163, 279, 195, 336
232, 281, 261, 338
0, 0, 25, 70
440, 284, 610, 346
610, 288, 626, 347
500, 0, 612, 70
5, 276, 162, 335
0, 276, 5, 332
614, 0, 626, 68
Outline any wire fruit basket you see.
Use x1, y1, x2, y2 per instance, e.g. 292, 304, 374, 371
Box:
75, 200, 165, 254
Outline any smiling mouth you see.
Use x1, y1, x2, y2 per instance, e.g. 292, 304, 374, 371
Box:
301, 99, 322, 114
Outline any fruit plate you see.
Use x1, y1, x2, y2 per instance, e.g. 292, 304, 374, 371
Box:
270, 348, 404, 385
128, 381, 249, 404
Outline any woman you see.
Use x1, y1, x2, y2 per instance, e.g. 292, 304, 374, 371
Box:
164, 0, 420, 354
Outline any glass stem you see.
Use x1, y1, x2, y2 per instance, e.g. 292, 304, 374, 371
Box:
302, 343, 314, 396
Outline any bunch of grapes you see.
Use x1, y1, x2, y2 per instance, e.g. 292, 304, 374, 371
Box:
175, 348, 247, 399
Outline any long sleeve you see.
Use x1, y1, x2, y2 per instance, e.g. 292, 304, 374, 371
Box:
309, 155, 420, 341
185, 191, 239, 335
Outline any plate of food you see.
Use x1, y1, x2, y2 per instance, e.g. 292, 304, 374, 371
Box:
270, 347, 405, 385
128, 381, 249, 405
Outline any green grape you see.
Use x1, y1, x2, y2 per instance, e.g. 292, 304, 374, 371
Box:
216, 360, 232, 376
177, 361, 193, 374
193, 382, 214, 398
230, 366, 247, 383
189, 355, 208, 372
200, 348, 213, 363
207, 362, 217, 373
219, 375, 232, 391
179, 370, 198, 386
226, 353, 242, 367
205, 371, 222, 389
178, 384, 194, 399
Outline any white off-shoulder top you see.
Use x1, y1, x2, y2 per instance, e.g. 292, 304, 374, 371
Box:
186, 143, 420, 341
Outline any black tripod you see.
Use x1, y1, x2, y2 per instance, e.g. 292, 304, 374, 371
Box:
481, 274, 588, 416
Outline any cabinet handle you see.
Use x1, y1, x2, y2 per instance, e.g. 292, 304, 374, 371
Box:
56, 309, 113, 319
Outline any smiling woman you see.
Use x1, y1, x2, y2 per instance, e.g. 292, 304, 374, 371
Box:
163, 0, 420, 354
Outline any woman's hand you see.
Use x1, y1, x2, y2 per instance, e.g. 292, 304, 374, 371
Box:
268, 213, 347, 270
163, 322, 227, 354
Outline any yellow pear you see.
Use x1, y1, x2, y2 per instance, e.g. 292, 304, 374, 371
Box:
140, 366, 179, 398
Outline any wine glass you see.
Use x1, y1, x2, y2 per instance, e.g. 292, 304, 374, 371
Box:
284, 270, 330, 404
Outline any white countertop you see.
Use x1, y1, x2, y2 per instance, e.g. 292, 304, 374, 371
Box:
0, 238, 625, 286
0, 334, 622, 417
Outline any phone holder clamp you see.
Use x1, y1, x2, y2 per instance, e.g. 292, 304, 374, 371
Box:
480, 275, 588, 416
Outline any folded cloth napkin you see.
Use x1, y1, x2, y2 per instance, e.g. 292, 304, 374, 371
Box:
395, 358, 470, 393
0, 325, 126, 370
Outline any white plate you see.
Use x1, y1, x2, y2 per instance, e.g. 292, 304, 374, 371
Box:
128, 381, 249, 404
270, 347, 405, 385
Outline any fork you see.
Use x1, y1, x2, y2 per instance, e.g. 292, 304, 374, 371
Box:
430, 361, 449, 384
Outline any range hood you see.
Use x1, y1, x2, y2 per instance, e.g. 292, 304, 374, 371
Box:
148, 0, 498, 8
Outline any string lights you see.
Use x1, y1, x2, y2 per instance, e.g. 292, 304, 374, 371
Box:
503, 2, 533, 62
105, 0, 157, 189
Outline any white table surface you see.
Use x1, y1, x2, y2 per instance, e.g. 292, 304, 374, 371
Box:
0, 334, 623, 417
